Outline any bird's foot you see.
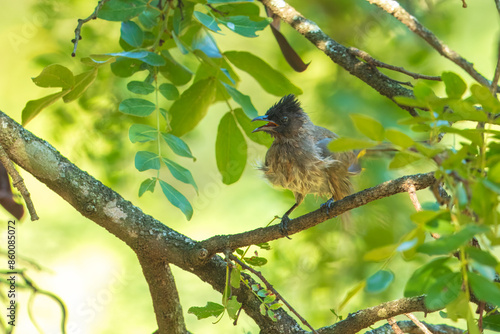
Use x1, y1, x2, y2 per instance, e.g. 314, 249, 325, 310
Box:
279, 215, 292, 239
321, 198, 336, 216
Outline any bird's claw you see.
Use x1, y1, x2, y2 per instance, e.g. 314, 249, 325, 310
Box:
279, 215, 292, 239
321, 198, 335, 216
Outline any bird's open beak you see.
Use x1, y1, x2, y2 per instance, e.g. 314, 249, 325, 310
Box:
252, 115, 278, 133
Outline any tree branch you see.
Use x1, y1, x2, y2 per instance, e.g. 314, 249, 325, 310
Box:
71, 0, 110, 57
366, 0, 493, 88
316, 296, 438, 334
200, 172, 436, 256
137, 255, 188, 334
0, 110, 303, 333
260, 0, 418, 116
365, 320, 464, 334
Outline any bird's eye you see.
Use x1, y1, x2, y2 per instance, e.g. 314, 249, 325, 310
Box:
282, 116, 288, 123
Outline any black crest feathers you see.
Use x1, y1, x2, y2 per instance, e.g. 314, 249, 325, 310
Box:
267, 94, 302, 115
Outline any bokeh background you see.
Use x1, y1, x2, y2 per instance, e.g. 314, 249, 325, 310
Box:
0, 0, 498, 333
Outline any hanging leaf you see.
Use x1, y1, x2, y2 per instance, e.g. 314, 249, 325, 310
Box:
119, 98, 156, 117
129, 124, 157, 143
442, 71, 467, 99
161, 133, 195, 159
350, 114, 385, 142
32, 64, 74, 89
138, 178, 157, 197
222, 82, 257, 118
159, 180, 193, 220
98, 0, 147, 21
159, 83, 180, 100
134, 151, 161, 171
63, 69, 98, 103
159, 51, 193, 85
216, 112, 247, 185
365, 270, 394, 293
162, 158, 198, 192
225, 51, 302, 96
188, 302, 225, 320
22, 90, 70, 126
120, 21, 144, 47
169, 77, 217, 136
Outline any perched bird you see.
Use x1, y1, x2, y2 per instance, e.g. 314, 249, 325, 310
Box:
252, 94, 360, 235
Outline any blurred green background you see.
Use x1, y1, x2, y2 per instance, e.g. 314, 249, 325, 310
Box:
0, 0, 498, 333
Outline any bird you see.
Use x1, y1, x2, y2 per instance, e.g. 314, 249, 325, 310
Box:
252, 94, 360, 236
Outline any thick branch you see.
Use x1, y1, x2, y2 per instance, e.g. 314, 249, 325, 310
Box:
367, 0, 492, 88
0, 110, 302, 333
200, 172, 436, 256
137, 256, 188, 334
261, 0, 417, 115
316, 296, 437, 334
365, 320, 463, 334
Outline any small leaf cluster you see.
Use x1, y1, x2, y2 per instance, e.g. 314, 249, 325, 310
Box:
332, 72, 500, 332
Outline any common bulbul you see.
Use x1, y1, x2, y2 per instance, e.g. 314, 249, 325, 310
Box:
252, 94, 360, 235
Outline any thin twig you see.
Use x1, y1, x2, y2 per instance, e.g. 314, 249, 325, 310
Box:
406, 183, 422, 212
462, 0, 468, 8
405, 313, 432, 334
0, 144, 38, 220
495, 0, 500, 16
491, 37, 500, 96
387, 317, 404, 334
230, 255, 318, 334
71, 0, 111, 57
367, 0, 493, 89
349, 47, 442, 81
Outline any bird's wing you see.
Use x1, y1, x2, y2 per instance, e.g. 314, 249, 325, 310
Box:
314, 126, 361, 174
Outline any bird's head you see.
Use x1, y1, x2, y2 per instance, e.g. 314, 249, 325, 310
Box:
252, 94, 308, 137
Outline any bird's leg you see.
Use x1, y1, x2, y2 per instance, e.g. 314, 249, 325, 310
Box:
321, 197, 335, 216
280, 202, 299, 238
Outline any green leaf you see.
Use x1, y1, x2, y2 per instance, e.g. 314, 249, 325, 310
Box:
159, 83, 180, 100
81, 55, 116, 67
135, 151, 160, 171
385, 129, 414, 148
350, 114, 385, 141
425, 272, 461, 310
338, 281, 366, 311
328, 137, 377, 151
216, 112, 247, 185
418, 224, 490, 255
225, 51, 302, 96
226, 296, 242, 320
98, 0, 147, 21
162, 158, 198, 192
127, 81, 155, 95
110, 57, 143, 77
413, 82, 438, 103
394, 96, 427, 108
138, 7, 160, 29
230, 267, 240, 288
192, 29, 222, 58
234, 108, 273, 147
365, 270, 394, 293
172, 30, 189, 55
483, 314, 500, 331
466, 247, 498, 267
470, 84, 500, 113
32, 64, 74, 89
188, 302, 225, 320
388, 151, 422, 169
410, 210, 450, 225
219, 16, 270, 37
442, 72, 467, 99
208, 0, 252, 3
22, 90, 70, 126
161, 133, 195, 159
129, 124, 157, 143
404, 257, 452, 297
119, 98, 156, 117
169, 78, 217, 136
63, 69, 98, 102
121, 21, 144, 47
106, 51, 166, 66
159, 51, 193, 85
138, 177, 156, 197
222, 82, 257, 118
194, 11, 221, 32
159, 179, 193, 220
363, 244, 397, 261
469, 272, 500, 307
244, 256, 267, 266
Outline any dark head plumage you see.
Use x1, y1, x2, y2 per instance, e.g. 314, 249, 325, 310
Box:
252, 94, 309, 137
